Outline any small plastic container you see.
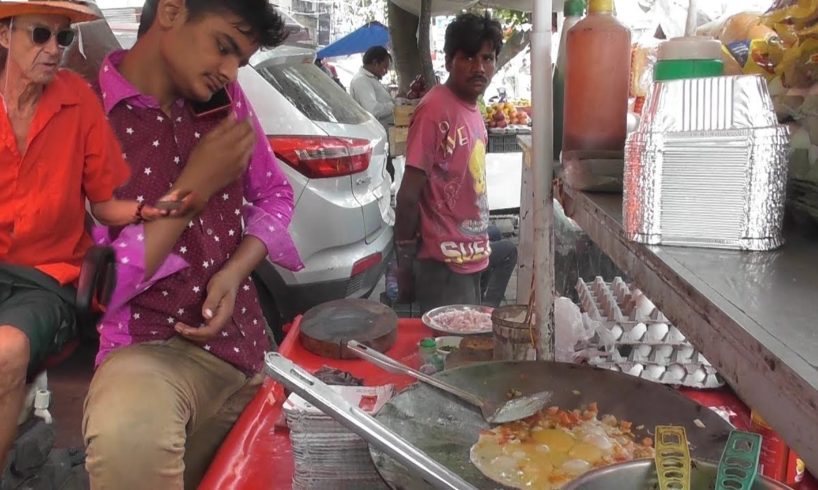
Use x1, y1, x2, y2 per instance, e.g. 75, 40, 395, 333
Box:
419, 338, 437, 364
654, 36, 724, 81
419, 338, 443, 373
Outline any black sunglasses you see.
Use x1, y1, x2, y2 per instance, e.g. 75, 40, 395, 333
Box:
29, 26, 75, 48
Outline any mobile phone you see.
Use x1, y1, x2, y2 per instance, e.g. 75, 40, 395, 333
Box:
154, 200, 183, 211
190, 88, 232, 118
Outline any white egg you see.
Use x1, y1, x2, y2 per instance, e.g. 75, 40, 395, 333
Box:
674, 346, 695, 363
646, 323, 669, 343
583, 432, 614, 451
625, 363, 645, 377
653, 345, 674, 363
632, 345, 652, 361
664, 364, 686, 382
633, 294, 656, 320
626, 323, 648, 342
610, 325, 624, 340
666, 327, 686, 343
562, 459, 592, 475
643, 364, 666, 380
689, 367, 708, 384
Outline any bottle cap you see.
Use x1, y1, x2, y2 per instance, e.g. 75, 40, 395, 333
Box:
588, 0, 614, 13
658, 36, 723, 61
420, 338, 437, 348
565, 0, 586, 17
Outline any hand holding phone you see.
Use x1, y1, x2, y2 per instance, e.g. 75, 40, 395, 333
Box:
175, 115, 255, 203
150, 190, 194, 216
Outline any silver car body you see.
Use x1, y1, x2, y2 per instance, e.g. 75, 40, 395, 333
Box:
79, 12, 394, 322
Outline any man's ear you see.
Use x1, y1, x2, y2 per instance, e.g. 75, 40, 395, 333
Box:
155, 0, 186, 30
0, 23, 10, 50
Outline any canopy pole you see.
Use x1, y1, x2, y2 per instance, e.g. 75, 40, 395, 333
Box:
531, 0, 555, 360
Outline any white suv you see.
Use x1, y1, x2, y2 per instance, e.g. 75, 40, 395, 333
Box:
71, 13, 394, 337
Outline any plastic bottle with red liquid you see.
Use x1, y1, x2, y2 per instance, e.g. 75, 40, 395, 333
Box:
562, 0, 632, 154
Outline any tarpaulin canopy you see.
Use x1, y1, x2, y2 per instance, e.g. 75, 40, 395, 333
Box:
317, 21, 390, 59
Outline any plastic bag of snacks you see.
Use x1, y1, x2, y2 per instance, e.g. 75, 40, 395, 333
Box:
629, 40, 659, 114
758, 0, 818, 88
711, 12, 781, 79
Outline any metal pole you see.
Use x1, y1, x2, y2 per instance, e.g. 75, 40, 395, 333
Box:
685, 0, 698, 37
531, 0, 555, 360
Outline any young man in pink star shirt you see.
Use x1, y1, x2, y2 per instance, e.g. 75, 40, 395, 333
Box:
81, 1, 303, 488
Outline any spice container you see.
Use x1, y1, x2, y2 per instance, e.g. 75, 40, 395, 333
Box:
418, 338, 442, 373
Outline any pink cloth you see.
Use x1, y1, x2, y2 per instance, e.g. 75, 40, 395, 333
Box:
404, 85, 490, 274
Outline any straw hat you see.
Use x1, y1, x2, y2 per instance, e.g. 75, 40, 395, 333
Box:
0, 0, 99, 24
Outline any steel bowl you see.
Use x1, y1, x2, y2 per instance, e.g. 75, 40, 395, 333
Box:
563, 459, 792, 490
421, 304, 494, 336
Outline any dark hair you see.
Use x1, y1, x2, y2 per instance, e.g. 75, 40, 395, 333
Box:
138, 0, 288, 48
443, 12, 503, 61
362, 45, 390, 66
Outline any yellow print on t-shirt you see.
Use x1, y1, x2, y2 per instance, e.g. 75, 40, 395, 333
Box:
469, 139, 487, 195
440, 240, 492, 264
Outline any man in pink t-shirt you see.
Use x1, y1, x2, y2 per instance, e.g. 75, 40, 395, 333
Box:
395, 13, 504, 313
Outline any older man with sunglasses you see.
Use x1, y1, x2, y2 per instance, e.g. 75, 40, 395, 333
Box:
0, 0, 137, 467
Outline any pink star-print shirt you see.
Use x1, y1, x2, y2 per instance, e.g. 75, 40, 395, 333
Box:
93, 50, 303, 375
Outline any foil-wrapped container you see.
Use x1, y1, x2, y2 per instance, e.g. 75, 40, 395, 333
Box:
624, 75, 790, 251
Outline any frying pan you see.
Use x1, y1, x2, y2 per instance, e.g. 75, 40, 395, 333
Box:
371, 361, 734, 489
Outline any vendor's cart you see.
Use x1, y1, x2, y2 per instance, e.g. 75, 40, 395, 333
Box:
208, 0, 818, 487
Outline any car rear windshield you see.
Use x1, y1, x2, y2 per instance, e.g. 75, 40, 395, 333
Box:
255, 62, 370, 125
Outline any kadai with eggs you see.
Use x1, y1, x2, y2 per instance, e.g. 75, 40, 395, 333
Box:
470, 403, 655, 489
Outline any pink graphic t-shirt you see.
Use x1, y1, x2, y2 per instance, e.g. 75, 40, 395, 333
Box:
405, 85, 490, 275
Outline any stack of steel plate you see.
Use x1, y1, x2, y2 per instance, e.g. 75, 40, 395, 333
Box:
284, 385, 393, 489
624, 75, 790, 251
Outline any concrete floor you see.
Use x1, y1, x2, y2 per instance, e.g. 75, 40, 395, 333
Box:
48, 344, 95, 449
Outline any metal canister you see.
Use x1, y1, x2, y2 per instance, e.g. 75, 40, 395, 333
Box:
492, 305, 537, 361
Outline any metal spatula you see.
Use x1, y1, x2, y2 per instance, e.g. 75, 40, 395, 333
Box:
346, 340, 552, 424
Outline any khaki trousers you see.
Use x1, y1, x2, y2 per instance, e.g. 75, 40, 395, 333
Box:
83, 337, 262, 490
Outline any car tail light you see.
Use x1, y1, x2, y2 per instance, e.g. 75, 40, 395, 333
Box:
269, 136, 372, 179
351, 252, 382, 276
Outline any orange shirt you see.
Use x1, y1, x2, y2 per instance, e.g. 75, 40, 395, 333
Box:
0, 70, 130, 285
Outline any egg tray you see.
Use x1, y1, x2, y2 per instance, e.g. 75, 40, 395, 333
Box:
576, 276, 724, 389
577, 277, 691, 347
589, 358, 724, 389
589, 343, 712, 367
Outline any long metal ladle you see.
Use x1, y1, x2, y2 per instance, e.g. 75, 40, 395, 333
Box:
346, 340, 552, 424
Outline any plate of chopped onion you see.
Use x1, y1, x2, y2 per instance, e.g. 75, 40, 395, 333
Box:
422, 305, 495, 336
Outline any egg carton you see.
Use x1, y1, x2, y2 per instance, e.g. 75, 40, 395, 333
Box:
590, 343, 712, 366
576, 277, 691, 347
589, 359, 724, 389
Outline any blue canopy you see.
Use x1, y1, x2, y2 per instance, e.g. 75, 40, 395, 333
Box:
317, 21, 390, 59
